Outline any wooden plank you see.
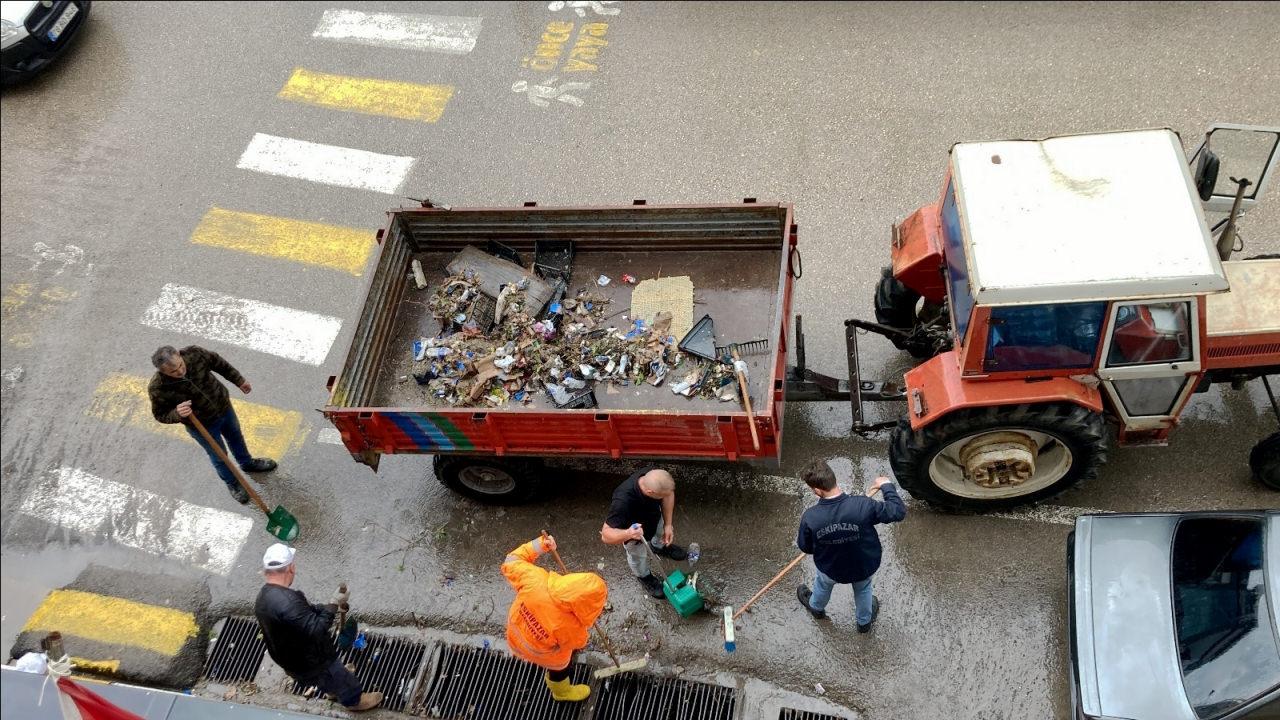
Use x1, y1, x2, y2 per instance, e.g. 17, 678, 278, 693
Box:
444, 246, 554, 313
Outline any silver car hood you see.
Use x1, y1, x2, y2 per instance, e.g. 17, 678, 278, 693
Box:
1074, 514, 1195, 720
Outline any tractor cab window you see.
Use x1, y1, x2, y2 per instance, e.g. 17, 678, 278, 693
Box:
1106, 301, 1192, 366
984, 302, 1106, 372
942, 180, 975, 343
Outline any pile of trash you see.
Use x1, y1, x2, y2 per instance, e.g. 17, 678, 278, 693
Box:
409, 265, 739, 409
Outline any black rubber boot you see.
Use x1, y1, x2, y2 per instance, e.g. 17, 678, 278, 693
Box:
638, 573, 665, 598
227, 484, 250, 505
241, 458, 277, 473
857, 597, 881, 633
653, 543, 687, 560
796, 585, 826, 619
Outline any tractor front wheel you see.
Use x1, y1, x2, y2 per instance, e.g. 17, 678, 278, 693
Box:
889, 403, 1108, 511
432, 455, 542, 504
1251, 432, 1280, 491
874, 267, 946, 359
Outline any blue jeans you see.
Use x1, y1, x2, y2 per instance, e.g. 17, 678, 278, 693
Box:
809, 569, 874, 625
184, 408, 252, 489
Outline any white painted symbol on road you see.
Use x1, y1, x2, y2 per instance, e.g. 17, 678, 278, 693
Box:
1, 365, 24, 389
140, 283, 343, 366
313, 9, 483, 54
29, 242, 87, 275
317, 427, 344, 445
512, 77, 592, 107
548, 1, 621, 17
19, 467, 254, 575
236, 133, 415, 194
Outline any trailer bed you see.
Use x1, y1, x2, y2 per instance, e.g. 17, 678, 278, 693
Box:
325, 203, 797, 465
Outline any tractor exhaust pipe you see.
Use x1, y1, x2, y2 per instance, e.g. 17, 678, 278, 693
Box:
1216, 176, 1253, 261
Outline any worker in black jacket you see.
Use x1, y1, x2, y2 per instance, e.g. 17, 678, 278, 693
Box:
253, 544, 382, 712
795, 460, 906, 633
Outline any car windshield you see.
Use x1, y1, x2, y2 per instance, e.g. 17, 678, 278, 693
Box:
1172, 516, 1280, 719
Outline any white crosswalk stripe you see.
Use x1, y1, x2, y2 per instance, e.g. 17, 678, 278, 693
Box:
236, 133, 415, 194
141, 283, 342, 366
19, 467, 254, 575
313, 9, 483, 54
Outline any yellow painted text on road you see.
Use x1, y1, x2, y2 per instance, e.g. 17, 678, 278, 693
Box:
23, 590, 198, 656
192, 207, 374, 276
87, 373, 310, 460
278, 67, 454, 122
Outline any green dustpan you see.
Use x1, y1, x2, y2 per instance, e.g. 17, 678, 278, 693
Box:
265, 505, 299, 542
188, 415, 300, 541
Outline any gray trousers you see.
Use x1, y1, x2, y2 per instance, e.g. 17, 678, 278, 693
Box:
622, 519, 666, 577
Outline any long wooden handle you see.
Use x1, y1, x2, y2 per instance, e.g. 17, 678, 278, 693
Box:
540, 531, 620, 667
188, 414, 270, 514
733, 552, 806, 622
731, 347, 761, 451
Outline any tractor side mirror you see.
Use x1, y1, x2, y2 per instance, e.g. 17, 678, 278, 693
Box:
1194, 148, 1220, 202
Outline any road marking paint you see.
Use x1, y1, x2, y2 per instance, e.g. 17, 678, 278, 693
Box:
19, 467, 255, 576
22, 588, 199, 656
72, 658, 122, 674
279, 67, 455, 123
236, 133, 414, 194
87, 373, 310, 460
312, 9, 482, 54
140, 283, 342, 366
191, 207, 374, 276
317, 427, 344, 445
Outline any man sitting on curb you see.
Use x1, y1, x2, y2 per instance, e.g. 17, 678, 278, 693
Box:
599, 467, 687, 598
254, 544, 382, 712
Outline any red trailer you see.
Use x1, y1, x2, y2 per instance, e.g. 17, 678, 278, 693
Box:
322, 201, 868, 501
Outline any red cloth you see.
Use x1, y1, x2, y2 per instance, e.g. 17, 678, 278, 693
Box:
55, 677, 144, 720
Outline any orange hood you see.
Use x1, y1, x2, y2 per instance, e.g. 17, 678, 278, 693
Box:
546, 572, 607, 627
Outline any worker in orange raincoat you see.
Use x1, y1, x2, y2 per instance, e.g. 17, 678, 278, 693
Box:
501, 534, 608, 702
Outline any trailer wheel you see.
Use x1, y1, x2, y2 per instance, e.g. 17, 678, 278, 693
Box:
1251, 432, 1280, 491
889, 403, 1108, 511
874, 267, 944, 359
432, 456, 541, 504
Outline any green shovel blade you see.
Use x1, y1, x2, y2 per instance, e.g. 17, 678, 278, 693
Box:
265, 505, 299, 541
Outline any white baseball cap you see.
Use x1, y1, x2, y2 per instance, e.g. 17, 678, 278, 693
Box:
262, 543, 296, 570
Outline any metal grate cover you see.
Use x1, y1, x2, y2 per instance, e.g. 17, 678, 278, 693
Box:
203, 616, 267, 683
779, 709, 847, 720
591, 674, 737, 720
293, 631, 428, 713
417, 642, 591, 720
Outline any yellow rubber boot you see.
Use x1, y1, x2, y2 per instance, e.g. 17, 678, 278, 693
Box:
544, 672, 591, 702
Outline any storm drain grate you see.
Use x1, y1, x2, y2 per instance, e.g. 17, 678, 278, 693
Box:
779, 709, 847, 720
203, 616, 266, 683
416, 642, 591, 720
292, 632, 428, 713
590, 674, 737, 720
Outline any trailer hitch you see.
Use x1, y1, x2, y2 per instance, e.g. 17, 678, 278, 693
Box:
785, 315, 904, 434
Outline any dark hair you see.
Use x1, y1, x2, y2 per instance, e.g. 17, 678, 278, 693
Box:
151, 346, 179, 369
801, 460, 838, 492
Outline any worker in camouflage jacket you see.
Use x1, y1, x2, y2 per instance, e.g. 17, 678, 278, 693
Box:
148, 345, 277, 504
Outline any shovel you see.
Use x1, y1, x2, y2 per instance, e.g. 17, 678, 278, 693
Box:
188, 414, 299, 541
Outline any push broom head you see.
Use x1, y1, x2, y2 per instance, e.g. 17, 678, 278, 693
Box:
593, 654, 650, 679
722, 606, 736, 652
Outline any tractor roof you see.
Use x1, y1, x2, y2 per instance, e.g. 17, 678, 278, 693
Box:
951, 128, 1228, 305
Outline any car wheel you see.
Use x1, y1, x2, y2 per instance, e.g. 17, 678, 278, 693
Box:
890, 403, 1108, 511
432, 455, 541, 504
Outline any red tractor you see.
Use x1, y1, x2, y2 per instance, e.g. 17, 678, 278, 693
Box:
852, 125, 1280, 510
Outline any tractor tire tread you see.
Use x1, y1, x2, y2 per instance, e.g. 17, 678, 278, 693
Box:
873, 267, 935, 359
1250, 432, 1280, 491
889, 402, 1107, 512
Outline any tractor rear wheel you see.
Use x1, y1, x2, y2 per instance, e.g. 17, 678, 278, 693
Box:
874, 266, 946, 359
432, 455, 542, 504
889, 403, 1108, 511
1251, 432, 1280, 491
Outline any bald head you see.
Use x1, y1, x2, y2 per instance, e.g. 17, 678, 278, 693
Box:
638, 469, 675, 498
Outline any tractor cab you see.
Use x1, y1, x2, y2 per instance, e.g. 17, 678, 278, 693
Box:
869, 125, 1280, 509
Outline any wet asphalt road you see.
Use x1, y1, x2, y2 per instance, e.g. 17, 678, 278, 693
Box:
2, 2, 1279, 718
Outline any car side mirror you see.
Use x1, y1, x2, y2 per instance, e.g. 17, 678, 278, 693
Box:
1194, 148, 1220, 202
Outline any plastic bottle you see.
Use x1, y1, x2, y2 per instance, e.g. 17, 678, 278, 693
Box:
687, 542, 701, 566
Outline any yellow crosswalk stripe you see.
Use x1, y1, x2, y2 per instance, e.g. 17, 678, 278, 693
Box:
87, 373, 309, 460
278, 67, 454, 122
191, 207, 374, 276
23, 589, 199, 656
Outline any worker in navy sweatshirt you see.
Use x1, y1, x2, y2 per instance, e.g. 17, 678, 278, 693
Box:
795, 459, 906, 632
